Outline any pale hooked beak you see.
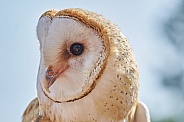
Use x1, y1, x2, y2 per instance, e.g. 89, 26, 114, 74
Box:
44, 65, 68, 93
44, 66, 58, 93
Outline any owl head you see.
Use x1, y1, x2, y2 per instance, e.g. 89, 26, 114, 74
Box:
37, 9, 139, 113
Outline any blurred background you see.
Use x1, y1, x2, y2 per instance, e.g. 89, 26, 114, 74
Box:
0, 0, 183, 122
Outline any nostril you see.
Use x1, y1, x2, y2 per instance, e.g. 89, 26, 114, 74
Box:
48, 69, 54, 76
46, 66, 57, 78
47, 67, 55, 77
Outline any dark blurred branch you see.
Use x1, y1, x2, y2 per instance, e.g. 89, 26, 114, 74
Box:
161, 0, 184, 100
162, 70, 184, 92
163, 0, 184, 52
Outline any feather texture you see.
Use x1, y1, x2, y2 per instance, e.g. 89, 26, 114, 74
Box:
22, 8, 150, 122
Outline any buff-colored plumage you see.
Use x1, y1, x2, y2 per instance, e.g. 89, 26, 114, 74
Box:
22, 8, 150, 122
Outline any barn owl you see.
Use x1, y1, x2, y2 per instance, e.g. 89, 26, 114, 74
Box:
22, 8, 150, 122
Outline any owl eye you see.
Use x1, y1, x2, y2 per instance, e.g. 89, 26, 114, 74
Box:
70, 43, 84, 56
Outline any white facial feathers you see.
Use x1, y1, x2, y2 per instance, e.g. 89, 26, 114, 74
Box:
37, 16, 52, 47
37, 17, 103, 102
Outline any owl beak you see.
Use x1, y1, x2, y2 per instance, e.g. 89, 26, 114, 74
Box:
44, 65, 68, 93
44, 66, 57, 93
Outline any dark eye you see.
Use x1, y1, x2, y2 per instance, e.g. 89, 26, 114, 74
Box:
70, 43, 84, 56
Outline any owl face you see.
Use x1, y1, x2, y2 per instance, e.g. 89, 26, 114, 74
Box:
37, 15, 104, 102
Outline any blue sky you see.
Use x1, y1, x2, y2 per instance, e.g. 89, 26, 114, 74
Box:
0, 0, 180, 121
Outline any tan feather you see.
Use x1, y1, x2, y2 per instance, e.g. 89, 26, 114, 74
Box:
22, 98, 51, 122
22, 98, 39, 122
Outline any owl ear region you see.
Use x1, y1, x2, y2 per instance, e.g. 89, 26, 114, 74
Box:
37, 10, 58, 46
37, 15, 53, 47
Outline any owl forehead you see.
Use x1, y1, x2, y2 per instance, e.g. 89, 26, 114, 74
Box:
45, 18, 97, 46
54, 18, 87, 38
